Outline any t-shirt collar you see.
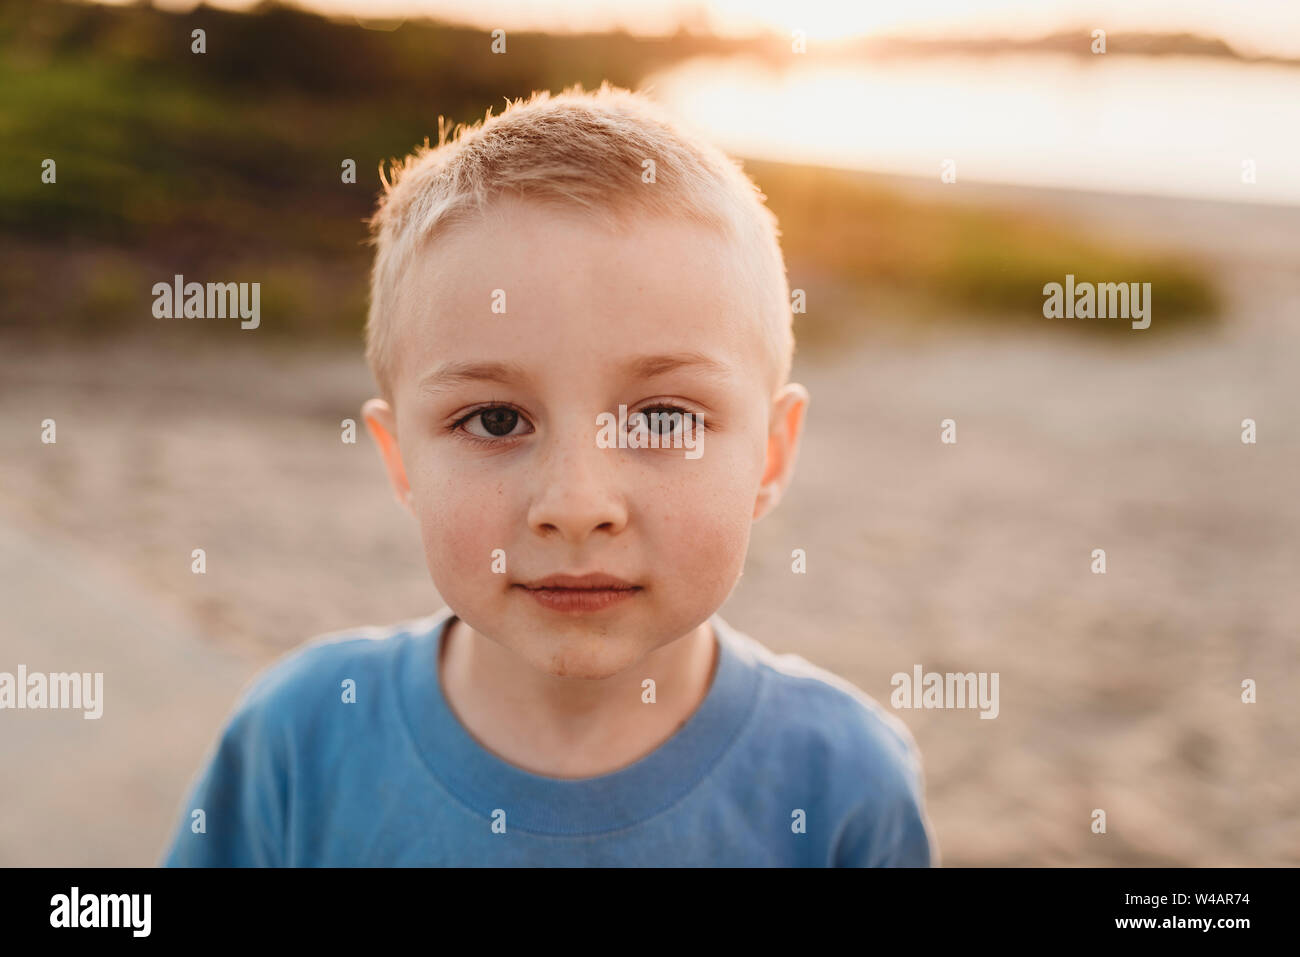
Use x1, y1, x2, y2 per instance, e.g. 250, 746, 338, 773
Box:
395, 606, 759, 836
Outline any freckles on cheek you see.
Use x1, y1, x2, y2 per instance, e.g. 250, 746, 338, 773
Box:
661, 469, 753, 578
405, 456, 464, 547
420, 496, 482, 556
670, 508, 749, 595
417, 475, 512, 566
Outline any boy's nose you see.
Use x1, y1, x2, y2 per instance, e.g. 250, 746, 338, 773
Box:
526, 429, 629, 543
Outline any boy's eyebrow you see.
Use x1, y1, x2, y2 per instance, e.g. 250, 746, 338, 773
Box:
416, 351, 731, 396
621, 350, 733, 381
417, 360, 531, 396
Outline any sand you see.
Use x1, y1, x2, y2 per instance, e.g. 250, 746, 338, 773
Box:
1, 180, 1296, 866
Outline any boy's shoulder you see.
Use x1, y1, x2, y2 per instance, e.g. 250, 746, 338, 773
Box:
717, 618, 936, 865
717, 618, 924, 787
227, 613, 440, 724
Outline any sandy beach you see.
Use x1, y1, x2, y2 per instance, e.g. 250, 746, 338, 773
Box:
2, 178, 1297, 866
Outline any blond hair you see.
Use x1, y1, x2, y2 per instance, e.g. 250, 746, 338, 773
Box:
365, 82, 793, 405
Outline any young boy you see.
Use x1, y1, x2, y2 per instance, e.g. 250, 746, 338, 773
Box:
162, 83, 937, 867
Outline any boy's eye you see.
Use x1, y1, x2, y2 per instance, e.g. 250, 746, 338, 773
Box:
452, 403, 702, 444
631, 406, 701, 436
458, 406, 532, 439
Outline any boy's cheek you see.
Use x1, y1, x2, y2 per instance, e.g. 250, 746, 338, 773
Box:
406, 444, 755, 556
421, 502, 502, 556
410, 492, 502, 579
659, 499, 751, 580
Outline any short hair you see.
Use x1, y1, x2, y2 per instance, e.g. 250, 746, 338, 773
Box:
365, 82, 794, 406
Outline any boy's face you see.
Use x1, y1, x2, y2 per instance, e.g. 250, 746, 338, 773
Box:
364, 196, 808, 680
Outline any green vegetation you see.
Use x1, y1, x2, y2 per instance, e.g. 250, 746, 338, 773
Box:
752, 162, 1218, 347
0, 0, 1218, 347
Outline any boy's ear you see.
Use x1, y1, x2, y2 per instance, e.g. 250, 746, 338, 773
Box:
754, 383, 810, 521
362, 398, 413, 512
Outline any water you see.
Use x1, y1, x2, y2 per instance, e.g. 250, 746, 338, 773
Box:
647, 53, 1300, 205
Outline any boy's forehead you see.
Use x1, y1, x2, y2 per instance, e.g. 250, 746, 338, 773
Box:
407, 197, 744, 307
392, 200, 771, 394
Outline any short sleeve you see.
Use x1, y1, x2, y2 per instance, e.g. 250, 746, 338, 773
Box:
160, 683, 290, 867
833, 738, 938, 867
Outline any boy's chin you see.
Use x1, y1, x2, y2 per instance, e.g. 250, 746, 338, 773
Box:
516, 635, 647, 681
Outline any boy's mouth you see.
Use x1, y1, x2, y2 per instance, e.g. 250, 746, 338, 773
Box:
515, 573, 642, 613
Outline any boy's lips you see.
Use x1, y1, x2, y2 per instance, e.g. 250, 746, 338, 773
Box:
515, 573, 642, 613
518, 572, 638, 591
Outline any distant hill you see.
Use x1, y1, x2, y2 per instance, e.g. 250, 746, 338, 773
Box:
841, 29, 1296, 66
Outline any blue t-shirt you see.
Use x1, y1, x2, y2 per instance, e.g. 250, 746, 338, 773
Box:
161, 607, 937, 866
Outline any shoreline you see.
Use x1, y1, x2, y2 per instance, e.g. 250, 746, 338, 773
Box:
743, 159, 1300, 267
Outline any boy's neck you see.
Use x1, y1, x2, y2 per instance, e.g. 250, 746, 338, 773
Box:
438, 615, 719, 779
